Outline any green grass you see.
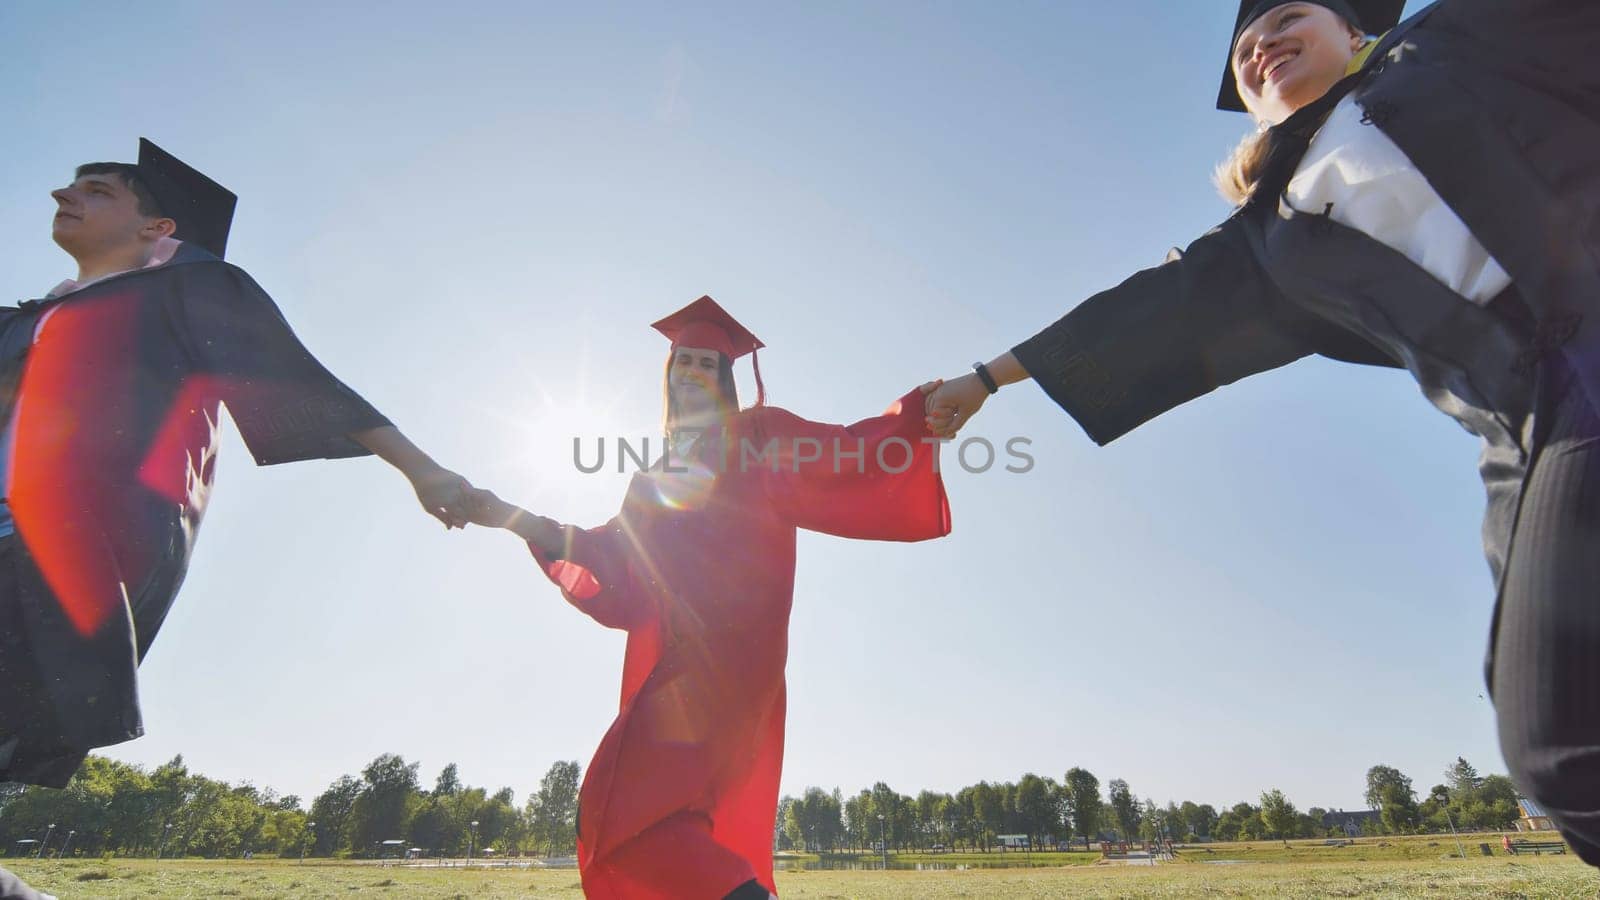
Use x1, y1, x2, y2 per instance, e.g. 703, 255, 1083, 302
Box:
1, 846, 1590, 899
1172, 832, 1521, 864
778, 849, 1104, 869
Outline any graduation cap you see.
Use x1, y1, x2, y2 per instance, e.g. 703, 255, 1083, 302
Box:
133, 138, 238, 259
1217, 0, 1407, 112
652, 295, 767, 405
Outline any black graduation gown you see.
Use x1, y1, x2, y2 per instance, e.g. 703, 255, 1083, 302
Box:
0, 241, 389, 786
1013, 0, 1599, 596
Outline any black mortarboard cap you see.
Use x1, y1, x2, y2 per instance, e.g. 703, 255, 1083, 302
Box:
135, 138, 237, 258
1217, 0, 1407, 112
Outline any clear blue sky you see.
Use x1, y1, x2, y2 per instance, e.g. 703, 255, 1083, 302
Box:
3, 1, 1493, 813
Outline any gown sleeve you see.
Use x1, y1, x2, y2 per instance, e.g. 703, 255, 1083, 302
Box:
1011, 216, 1371, 446
527, 504, 654, 632
172, 262, 392, 466
750, 389, 951, 541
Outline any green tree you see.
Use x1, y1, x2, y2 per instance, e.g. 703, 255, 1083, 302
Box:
433, 763, 462, 797
1229, 802, 1264, 840
1213, 808, 1243, 842
774, 797, 796, 852
915, 790, 947, 851
1138, 798, 1162, 843
1063, 768, 1102, 849
868, 783, 907, 851
1107, 779, 1139, 842
785, 786, 844, 852
968, 781, 1004, 852
1471, 774, 1520, 830
347, 754, 422, 856
843, 791, 873, 852
1444, 758, 1483, 801
309, 774, 362, 856
1259, 790, 1297, 846
1379, 782, 1420, 835
947, 788, 977, 852
1363, 765, 1413, 811
1180, 801, 1218, 841
1015, 774, 1060, 849
528, 760, 581, 856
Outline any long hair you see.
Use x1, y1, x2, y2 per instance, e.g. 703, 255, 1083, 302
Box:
662, 351, 740, 436
1214, 128, 1275, 207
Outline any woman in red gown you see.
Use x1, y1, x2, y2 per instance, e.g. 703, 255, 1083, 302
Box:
469, 296, 949, 898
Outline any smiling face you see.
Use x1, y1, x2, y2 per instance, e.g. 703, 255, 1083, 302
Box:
1232, 2, 1364, 125
668, 346, 724, 421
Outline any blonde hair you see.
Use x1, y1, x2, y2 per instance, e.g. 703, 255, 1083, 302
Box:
1214, 127, 1274, 207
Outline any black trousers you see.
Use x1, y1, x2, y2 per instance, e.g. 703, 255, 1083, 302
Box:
0, 536, 88, 788
1493, 375, 1600, 865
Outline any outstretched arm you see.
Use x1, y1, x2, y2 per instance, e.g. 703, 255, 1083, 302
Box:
924, 353, 1028, 439
759, 383, 950, 541
463, 488, 647, 631
926, 218, 1323, 445
353, 425, 475, 529
461, 487, 566, 553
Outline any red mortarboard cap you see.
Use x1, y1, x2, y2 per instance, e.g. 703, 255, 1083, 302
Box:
651, 295, 764, 359
136, 138, 238, 259
651, 295, 768, 404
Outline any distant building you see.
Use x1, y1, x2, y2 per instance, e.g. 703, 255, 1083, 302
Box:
1321, 809, 1381, 837
1515, 797, 1557, 833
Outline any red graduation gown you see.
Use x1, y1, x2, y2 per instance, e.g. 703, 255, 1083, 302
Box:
531, 389, 949, 898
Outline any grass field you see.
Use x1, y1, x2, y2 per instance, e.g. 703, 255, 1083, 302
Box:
3, 836, 1593, 898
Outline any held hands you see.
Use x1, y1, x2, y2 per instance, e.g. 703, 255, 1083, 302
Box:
464, 488, 565, 551
924, 373, 991, 439
410, 465, 475, 529
463, 487, 523, 530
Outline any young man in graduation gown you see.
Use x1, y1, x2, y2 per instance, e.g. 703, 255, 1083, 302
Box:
466, 297, 951, 899
0, 140, 475, 796
927, 0, 1600, 866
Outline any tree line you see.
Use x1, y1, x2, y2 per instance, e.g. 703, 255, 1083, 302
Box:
0, 754, 580, 860
0, 753, 1521, 859
776, 757, 1524, 853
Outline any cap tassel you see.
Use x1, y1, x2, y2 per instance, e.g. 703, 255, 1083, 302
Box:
750, 347, 767, 407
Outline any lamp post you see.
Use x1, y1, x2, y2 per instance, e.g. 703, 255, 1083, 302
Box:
1431, 787, 1467, 859
156, 822, 173, 860
58, 830, 76, 859
36, 824, 55, 859
877, 814, 887, 869
301, 821, 316, 864
469, 820, 479, 865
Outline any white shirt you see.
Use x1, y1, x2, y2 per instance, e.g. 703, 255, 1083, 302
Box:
1287, 95, 1512, 306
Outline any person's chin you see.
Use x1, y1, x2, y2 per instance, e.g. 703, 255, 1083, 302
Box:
1272, 73, 1331, 113
679, 404, 716, 419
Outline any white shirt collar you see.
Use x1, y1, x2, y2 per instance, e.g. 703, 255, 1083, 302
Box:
47, 236, 184, 299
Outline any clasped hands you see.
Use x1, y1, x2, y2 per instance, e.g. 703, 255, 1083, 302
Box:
414, 469, 564, 547
413, 469, 566, 550
923, 372, 992, 440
